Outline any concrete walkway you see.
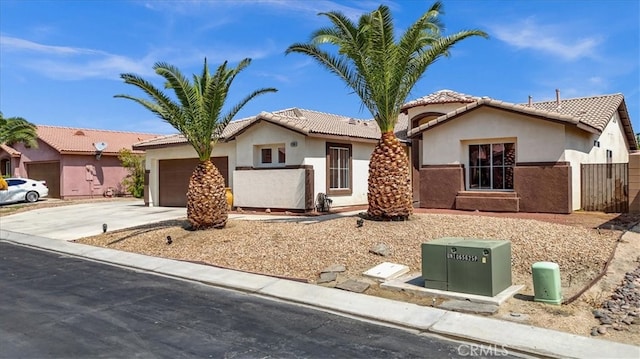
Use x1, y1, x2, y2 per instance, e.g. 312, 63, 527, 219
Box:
0, 201, 638, 358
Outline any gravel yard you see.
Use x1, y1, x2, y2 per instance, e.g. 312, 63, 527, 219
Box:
78, 213, 617, 291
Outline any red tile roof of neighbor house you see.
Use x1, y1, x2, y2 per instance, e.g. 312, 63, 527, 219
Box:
0, 144, 21, 157
36, 125, 162, 155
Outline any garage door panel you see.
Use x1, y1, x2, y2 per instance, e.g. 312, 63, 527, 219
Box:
159, 157, 228, 207
27, 162, 61, 198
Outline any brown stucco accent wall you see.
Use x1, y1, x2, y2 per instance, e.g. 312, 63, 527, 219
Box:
514, 162, 572, 214
305, 167, 315, 211
628, 153, 640, 213
419, 165, 464, 209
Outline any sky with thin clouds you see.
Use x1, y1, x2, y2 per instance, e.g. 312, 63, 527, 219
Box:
0, 0, 638, 135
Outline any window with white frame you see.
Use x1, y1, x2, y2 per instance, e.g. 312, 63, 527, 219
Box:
326, 142, 352, 195
468, 142, 515, 190
257, 144, 286, 167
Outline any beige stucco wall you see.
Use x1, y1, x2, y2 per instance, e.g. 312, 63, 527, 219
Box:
235, 121, 307, 167
303, 137, 373, 207
421, 107, 566, 166
564, 111, 630, 209
144, 141, 236, 207
233, 168, 308, 209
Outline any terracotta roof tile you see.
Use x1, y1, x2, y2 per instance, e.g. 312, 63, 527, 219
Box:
402, 89, 479, 110
134, 108, 410, 149
407, 92, 636, 150
521, 93, 623, 132
0, 143, 21, 157
36, 125, 162, 154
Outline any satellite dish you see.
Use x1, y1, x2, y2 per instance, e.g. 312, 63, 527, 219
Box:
94, 142, 108, 152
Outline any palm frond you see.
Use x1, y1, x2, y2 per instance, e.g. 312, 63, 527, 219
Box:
286, 1, 487, 133
116, 58, 276, 161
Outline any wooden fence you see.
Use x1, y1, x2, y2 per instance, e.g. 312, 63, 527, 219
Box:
581, 163, 628, 213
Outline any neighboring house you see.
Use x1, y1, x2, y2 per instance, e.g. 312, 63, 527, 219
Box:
134, 108, 408, 210
0, 126, 161, 199
406, 90, 637, 214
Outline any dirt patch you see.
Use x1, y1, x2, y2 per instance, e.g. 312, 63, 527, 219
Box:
73, 207, 640, 346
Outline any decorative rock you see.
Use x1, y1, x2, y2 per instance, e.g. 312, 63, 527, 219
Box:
317, 272, 338, 284
590, 327, 600, 336
321, 264, 346, 273
335, 279, 370, 293
593, 309, 605, 318
597, 325, 608, 334
369, 243, 391, 257
265, 208, 271, 213
599, 316, 612, 325
621, 317, 634, 325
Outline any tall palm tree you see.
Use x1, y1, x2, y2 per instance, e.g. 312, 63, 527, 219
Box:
0, 112, 38, 148
115, 58, 276, 229
286, 2, 487, 220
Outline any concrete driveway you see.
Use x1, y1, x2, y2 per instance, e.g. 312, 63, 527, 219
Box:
0, 200, 186, 241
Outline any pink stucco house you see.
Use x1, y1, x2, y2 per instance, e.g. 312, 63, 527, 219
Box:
0, 125, 161, 199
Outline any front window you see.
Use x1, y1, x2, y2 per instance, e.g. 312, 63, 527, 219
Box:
256, 144, 286, 167
261, 148, 272, 164
326, 142, 352, 195
468, 143, 515, 190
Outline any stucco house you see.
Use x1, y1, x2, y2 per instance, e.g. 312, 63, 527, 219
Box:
406, 90, 636, 213
134, 108, 408, 210
0, 126, 161, 199
135, 89, 636, 214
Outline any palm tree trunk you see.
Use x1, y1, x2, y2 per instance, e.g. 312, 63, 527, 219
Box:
187, 160, 228, 229
367, 132, 413, 220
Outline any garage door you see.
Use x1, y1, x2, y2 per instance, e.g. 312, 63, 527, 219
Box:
159, 157, 228, 207
27, 162, 61, 198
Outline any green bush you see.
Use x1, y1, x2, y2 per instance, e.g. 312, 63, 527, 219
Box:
118, 148, 145, 198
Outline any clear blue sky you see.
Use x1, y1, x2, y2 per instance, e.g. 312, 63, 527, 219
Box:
1, 0, 638, 135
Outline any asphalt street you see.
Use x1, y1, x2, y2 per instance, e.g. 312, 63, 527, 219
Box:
0, 242, 522, 359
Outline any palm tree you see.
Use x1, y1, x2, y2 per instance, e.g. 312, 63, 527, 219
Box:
286, 2, 487, 220
0, 112, 38, 148
115, 58, 277, 229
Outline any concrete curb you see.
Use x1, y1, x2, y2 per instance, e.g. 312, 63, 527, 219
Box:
1, 229, 639, 359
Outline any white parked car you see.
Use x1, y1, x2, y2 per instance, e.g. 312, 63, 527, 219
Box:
0, 178, 49, 205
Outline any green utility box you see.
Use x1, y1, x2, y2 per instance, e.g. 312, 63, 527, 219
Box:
532, 262, 562, 305
422, 238, 512, 297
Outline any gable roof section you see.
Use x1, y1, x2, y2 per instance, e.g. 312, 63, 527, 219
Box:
0, 143, 21, 157
36, 125, 161, 155
401, 89, 479, 111
227, 108, 381, 141
407, 93, 637, 150
134, 108, 409, 150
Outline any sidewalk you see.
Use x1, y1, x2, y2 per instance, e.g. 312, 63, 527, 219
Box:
1, 227, 638, 359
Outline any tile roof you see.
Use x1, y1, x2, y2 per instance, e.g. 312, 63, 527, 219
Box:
132, 90, 636, 152
36, 125, 162, 155
407, 92, 636, 150
522, 93, 624, 132
401, 89, 479, 111
0, 143, 21, 157
134, 108, 409, 149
